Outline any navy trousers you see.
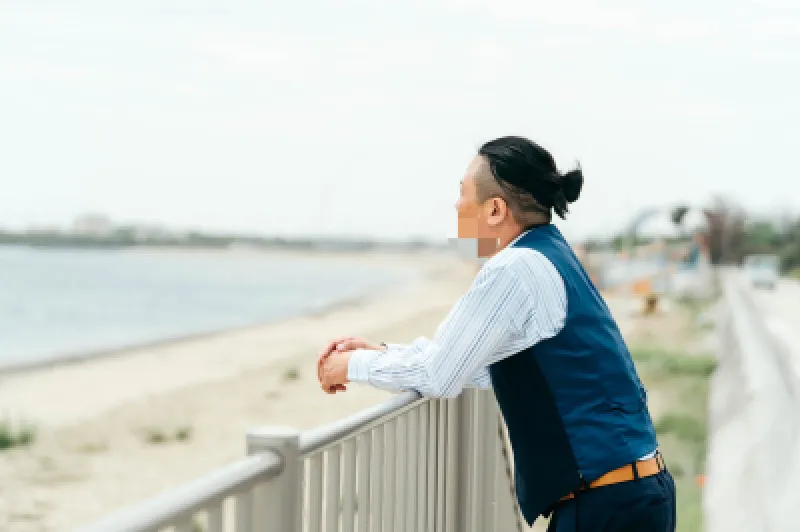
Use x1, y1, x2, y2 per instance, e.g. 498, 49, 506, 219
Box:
546, 469, 676, 532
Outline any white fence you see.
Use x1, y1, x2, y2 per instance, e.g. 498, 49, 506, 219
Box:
706, 272, 800, 532
80, 388, 526, 532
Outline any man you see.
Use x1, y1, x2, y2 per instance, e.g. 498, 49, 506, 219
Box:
318, 136, 676, 531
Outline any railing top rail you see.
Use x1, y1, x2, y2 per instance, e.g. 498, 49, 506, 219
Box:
79, 452, 281, 532
299, 390, 423, 457
725, 274, 797, 398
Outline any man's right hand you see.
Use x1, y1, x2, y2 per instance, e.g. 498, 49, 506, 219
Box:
317, 337, 386, 394
317, 336, 354, 394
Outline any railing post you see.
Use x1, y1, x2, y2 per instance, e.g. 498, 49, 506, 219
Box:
447, 390, 473, 532
247, 426, 302, 532
479, 391, 498, 532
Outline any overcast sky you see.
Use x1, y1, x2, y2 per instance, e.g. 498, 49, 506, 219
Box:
2, 0, 799, 241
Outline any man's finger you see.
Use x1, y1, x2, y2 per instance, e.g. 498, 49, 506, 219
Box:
336, 339, 373, 352
321, 383, 347, 394
319, 336, 354, 359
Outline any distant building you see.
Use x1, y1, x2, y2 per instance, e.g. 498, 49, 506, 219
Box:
72, 213, 114, 236
129, 224, 172, 242
25, 224, 63, 234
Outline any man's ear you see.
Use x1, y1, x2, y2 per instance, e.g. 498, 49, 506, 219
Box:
486, 197, 508, 227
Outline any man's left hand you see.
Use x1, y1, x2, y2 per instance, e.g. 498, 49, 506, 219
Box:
320, 350, 352, 392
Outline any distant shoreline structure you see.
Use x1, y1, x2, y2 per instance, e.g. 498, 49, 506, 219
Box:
0, 229, 447, 252
1, 212, 448, 252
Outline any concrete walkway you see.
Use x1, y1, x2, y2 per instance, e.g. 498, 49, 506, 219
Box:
705, 274, 800, 532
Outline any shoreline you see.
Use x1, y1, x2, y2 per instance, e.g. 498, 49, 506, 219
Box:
0, 249, 438, 377
0, 286, 389, 378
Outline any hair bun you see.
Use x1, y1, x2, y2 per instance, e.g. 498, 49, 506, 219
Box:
561, 166, 583, 203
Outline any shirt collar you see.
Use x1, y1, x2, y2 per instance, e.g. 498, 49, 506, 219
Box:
474, 227, 538, 268
507, 228, 533, 248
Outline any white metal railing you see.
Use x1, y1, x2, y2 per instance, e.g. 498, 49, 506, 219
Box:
80, 388, 526, 532
706, 272, 800, 532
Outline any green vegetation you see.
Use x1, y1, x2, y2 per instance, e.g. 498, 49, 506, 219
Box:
674, 294, 713, 315
677, 198, 800, 272
631, 347, 716, 532
77, 442, 109, 453
143, 426, 193, 445
592, 198, 800, 275
175, 426, 193, 442
632, 347, 717, 379
0, 419, 37, 450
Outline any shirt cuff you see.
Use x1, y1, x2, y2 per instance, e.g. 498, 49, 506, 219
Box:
347, 349, 383, 383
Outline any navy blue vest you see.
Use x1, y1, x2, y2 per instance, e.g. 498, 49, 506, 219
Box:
488, 224, 658, 524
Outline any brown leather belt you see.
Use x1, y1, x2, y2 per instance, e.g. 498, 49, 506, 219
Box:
560, 452, 666, 502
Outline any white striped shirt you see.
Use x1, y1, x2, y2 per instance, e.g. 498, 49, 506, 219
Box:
347, 231, 568, 397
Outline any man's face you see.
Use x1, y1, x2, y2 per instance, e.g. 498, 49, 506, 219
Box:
455, 155, 503, 256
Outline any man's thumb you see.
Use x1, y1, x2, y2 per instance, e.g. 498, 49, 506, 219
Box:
337, 340, 361, 351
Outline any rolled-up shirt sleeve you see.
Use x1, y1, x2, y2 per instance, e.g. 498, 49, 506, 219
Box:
346, 262, 534, 397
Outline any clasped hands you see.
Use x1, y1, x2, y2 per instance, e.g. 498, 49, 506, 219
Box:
316, 336, 385, 394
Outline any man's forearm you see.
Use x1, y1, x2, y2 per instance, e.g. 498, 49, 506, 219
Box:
347, 339, 491, 395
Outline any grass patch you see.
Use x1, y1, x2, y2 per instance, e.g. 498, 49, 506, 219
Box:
674, 478, 704, 532
632, 345, 712, 532
0, 419, 37, 450
77, 442, 108, 454
631, 347, 717, 379
655, 414, 706, 444
142, 426, 193, 445
145, 429, 167, 444
175, 426, 193, 442
790, 267, 800, 280
673, 294, 713, 315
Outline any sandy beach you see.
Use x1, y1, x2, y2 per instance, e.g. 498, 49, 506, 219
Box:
0, 250, 479, 531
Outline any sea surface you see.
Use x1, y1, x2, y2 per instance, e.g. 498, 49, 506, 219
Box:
0, 246, 418, 369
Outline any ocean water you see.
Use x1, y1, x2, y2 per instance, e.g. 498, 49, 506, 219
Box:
0, 246, 418, 369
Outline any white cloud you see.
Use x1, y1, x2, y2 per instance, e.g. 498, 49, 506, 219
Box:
0, 61, 108, 82
196, 31, 319, 78
437, 0, 645, 29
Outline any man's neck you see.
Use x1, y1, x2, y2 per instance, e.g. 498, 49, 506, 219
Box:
477, 220, 549, 259
498, 226, 531, 250
476, 229, 525, 259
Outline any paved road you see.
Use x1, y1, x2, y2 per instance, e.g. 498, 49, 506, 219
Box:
706, 274, 800, 532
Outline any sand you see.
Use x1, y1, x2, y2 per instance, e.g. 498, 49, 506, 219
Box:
0, 250, 478, 531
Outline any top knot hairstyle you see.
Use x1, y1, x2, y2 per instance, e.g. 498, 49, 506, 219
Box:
476, 136, 584, 222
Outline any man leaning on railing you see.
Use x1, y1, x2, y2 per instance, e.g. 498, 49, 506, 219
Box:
317, 136, 676, 532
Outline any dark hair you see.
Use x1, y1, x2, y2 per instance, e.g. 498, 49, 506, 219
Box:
478, 136, 583, 220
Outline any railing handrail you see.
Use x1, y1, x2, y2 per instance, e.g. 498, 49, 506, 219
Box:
79, 391, 426, 531
80, 453, 282, 532
299, 390, 423, 456
79, 389, 527, 532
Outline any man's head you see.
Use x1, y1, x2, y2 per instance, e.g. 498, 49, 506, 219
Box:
456, 136, 584, 255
